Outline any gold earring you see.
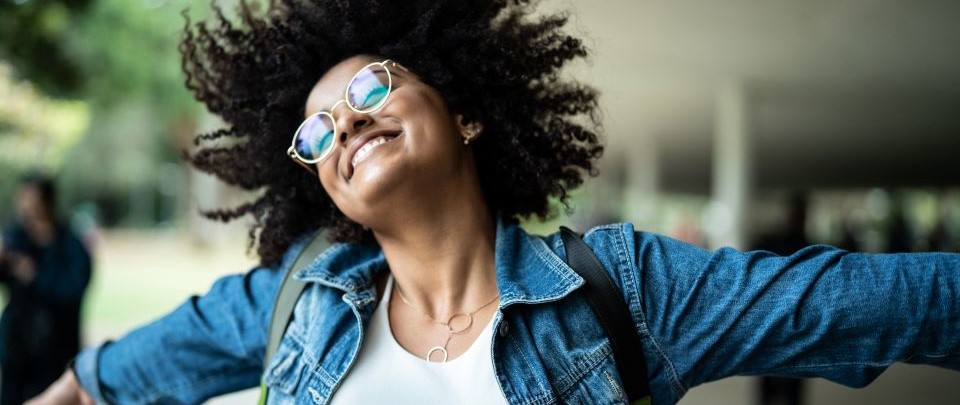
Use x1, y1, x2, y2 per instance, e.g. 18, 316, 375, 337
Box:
463, 129, 478, 145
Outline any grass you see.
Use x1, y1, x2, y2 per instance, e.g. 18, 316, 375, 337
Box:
81, 229, 258, 341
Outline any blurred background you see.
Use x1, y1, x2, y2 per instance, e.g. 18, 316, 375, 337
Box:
0, 0, 958, 404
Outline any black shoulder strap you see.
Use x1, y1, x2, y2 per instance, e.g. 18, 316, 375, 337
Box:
560, 226, 651, 405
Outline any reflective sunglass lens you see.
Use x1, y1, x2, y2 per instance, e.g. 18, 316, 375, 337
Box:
294, 114, 336, 162
347, 65, 390, 111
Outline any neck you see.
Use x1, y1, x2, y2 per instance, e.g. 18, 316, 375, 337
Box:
371, 171, 498, 320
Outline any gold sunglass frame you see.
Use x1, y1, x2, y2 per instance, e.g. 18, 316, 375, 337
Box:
286, 59, 408, 175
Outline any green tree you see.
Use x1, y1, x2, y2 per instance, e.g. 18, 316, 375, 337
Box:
1, 0, 220, 226
0, 0, 94, 97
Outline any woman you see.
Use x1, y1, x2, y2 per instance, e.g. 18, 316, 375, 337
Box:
30, 0, 960, 404
1, 175, 92, 405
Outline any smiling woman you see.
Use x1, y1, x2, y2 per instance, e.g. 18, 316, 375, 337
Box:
178, 0, 602, 266
25, 1, 960, 405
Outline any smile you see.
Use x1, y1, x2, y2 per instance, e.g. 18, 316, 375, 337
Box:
349, 132, 402, 176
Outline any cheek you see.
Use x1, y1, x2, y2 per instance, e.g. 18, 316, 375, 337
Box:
316, 158, 355, 216
17, 199, 36, 215
318, 162, 339, 198
393, 86, 452, 123
396, 101, 460, 148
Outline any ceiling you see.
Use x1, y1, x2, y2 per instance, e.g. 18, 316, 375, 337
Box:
550, 0, 960, 193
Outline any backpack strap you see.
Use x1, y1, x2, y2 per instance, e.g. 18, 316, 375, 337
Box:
259, 231, 327, 405
560, 226, 652, 405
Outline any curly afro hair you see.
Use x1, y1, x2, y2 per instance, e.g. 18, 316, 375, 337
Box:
180, 0, 603, 266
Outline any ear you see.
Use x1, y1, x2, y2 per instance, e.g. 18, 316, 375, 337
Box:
455, 114, 484, 145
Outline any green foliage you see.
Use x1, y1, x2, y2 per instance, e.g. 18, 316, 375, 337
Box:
0, 0, 212, 114
0, 0, 94, 97
0, 0, 222, 227
72, 0, 210, 118
0, 63, 91, 217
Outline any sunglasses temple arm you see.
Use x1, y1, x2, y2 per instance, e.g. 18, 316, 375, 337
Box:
298, 160, 318, 176
288, 147, 319, 176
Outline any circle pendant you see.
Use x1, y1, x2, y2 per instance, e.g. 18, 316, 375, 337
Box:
426, 346, 449, 363
447, 313, 473, 334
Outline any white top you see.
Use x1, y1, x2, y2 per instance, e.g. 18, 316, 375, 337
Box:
330, 276, 509, 405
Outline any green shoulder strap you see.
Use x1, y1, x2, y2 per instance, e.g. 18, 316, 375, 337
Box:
259, 230, 328, 405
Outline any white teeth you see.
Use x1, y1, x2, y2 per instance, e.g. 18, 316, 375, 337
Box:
351, 136, 391, 169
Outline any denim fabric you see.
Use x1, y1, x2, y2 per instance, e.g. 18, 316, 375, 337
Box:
74, 220, 960, 405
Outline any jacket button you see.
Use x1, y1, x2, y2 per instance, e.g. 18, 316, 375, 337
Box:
498, 321, 509, 337
308, 387, 323, 404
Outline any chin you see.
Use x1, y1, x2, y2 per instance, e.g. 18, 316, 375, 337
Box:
346, 164, 406, 212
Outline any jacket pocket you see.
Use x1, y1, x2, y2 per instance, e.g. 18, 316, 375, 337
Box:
554, 341, 630, 405
263, 336, 308, 395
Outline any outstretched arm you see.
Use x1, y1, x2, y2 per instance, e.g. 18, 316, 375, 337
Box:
627, 226, 960, 401
30, 265, 284, 405
25, 369, 94, 405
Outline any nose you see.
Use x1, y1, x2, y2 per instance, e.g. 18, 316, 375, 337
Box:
332, 103, 372, 144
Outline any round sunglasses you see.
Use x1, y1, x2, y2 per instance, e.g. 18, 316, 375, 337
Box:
287, 60, 408, 173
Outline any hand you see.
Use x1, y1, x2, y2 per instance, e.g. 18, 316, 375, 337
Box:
25, 370, 95, 405
10, 253, 36, 284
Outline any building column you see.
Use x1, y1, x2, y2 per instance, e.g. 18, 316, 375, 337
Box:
621, 133, 659, 230
709, 80, 753, 250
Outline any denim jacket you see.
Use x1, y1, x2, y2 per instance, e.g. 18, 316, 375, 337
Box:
75, 220, 960, 405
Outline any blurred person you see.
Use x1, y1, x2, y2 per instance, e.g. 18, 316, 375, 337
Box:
836, 218, 862, 253
25, 1, 960, 404
928, 219, 951, 252
751, 193, 810, 405
0, 174, 92, 405
886, 198, 913, 253
754, 193, 810, 255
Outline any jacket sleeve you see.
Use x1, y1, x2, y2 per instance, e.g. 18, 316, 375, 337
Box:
74, 264, 285, 405
610, 223, 960, 403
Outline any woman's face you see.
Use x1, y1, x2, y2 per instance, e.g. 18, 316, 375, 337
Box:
16, 184, 50, 227
304, 55, 474, 227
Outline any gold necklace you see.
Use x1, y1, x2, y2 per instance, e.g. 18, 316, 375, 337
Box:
393, 282, 499, 363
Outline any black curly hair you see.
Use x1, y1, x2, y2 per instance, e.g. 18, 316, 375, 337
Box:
180, 0, 603, 266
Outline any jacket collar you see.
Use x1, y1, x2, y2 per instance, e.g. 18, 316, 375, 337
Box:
492, 219, 585, 307
293, 240, 387, 293
294, 219, 584, 306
